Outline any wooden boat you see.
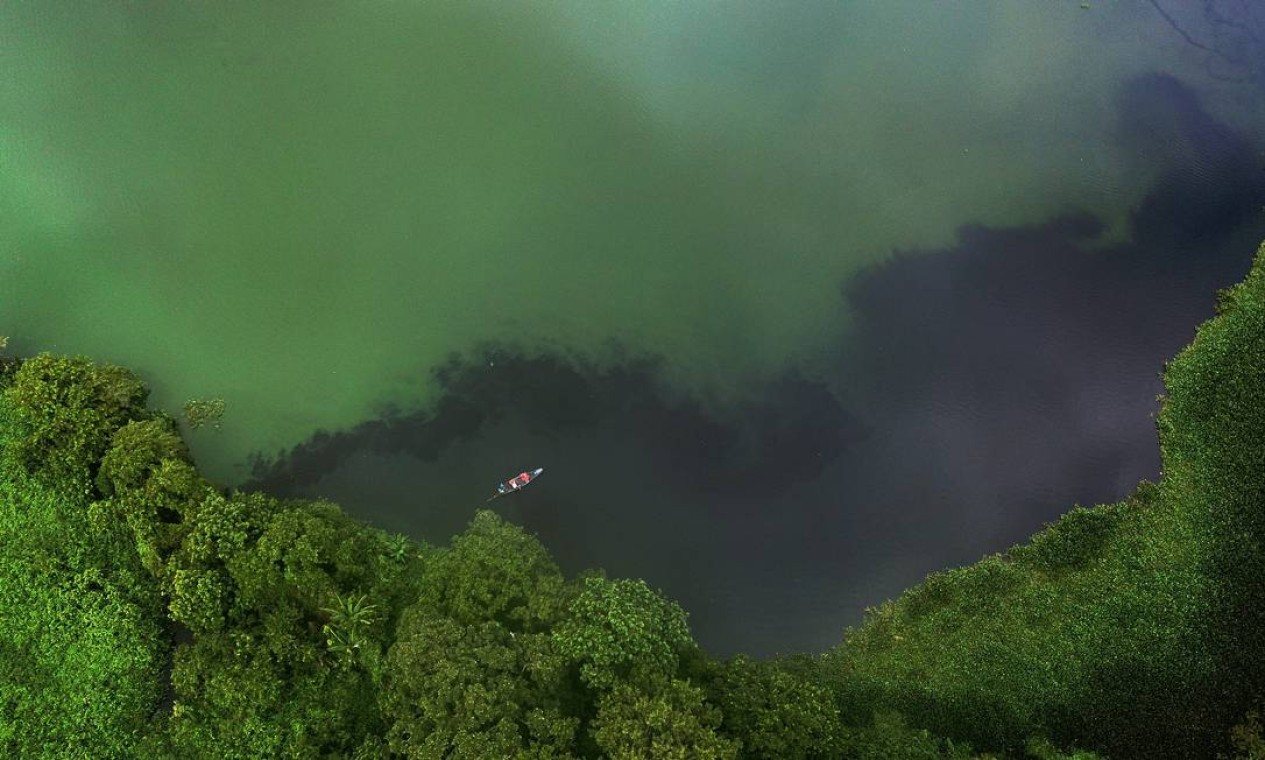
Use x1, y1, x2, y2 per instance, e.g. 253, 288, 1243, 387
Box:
486, 467, 544, 502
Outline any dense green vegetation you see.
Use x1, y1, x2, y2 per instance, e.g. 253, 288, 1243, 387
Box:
0, 241, 1262, 757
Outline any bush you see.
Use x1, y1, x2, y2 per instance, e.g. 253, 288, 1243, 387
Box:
417, 510, 568, 632
3, 354, 148, 489
0, 458, 165, 758
1010, 503, 1127, 573
553, 576, 694, 692
96, 418, 190, 498
708, 655, 844, 759
841, 710, 975, 760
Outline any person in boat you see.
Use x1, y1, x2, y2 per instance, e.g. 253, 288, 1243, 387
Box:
498, 472, 528, 494
488, 469, 542, 501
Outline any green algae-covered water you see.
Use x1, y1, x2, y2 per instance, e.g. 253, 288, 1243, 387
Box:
1, 2, 1222, 480
5, 2, 1265, 654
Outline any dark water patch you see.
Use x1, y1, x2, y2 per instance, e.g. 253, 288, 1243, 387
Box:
1120, 73, 1264, 247
246, 348, 866, 505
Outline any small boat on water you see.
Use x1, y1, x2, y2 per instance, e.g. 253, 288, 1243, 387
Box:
486, 467, 544, 502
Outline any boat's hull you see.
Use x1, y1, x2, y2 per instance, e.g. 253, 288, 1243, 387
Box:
486, 467, 544, 502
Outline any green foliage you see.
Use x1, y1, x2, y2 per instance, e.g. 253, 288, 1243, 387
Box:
707, 654, 843, 759
1024, 736, 1107, 760
553, 575, 695, 692
322, 592, 380, 668
840, 710, 976, 759
0, 563, 166, 757
1008, 502, 1128, 573
0, 340, 14, 389
182, 398, 226, 430
376, 530, 416, 566
167, 629, 383, 759
590, 679, 738, 760
227, 501, 406, 649
230, 499, 334, 610
380, 605, 577, 758
0, 450, 166, 758
418, 510, 568, 632
2, 354, 148, 489
1220, 709, 1265, 760
96, 417, 190, 498
168, 566, 232, 634
896, 554, 1026, 622
158, 490, 421, 756
163, 493, 258, 634
91, 417, 202, 577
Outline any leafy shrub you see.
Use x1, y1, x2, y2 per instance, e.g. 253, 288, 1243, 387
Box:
381, 606, 576, 758
708, 654, 843, 759
840, 710, 975, 760
182, 398, 226, 430
418, 510, 567, 632
96, 418, 189, 498
1010, 503, 1127, 573
1024, 736, 1107, 760
3, 354, 148, 489
1219, 708, 1265, 760
591, 678, 737, 760
553, 576, 694, 692
0, 459, 165, 758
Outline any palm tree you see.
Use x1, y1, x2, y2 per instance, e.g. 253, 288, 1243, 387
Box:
321, 592, 379, 667
378, 533, 412, 565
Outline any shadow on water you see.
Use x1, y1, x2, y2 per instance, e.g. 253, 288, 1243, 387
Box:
244, 73, 1265, 657
247, 351, 865, 504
